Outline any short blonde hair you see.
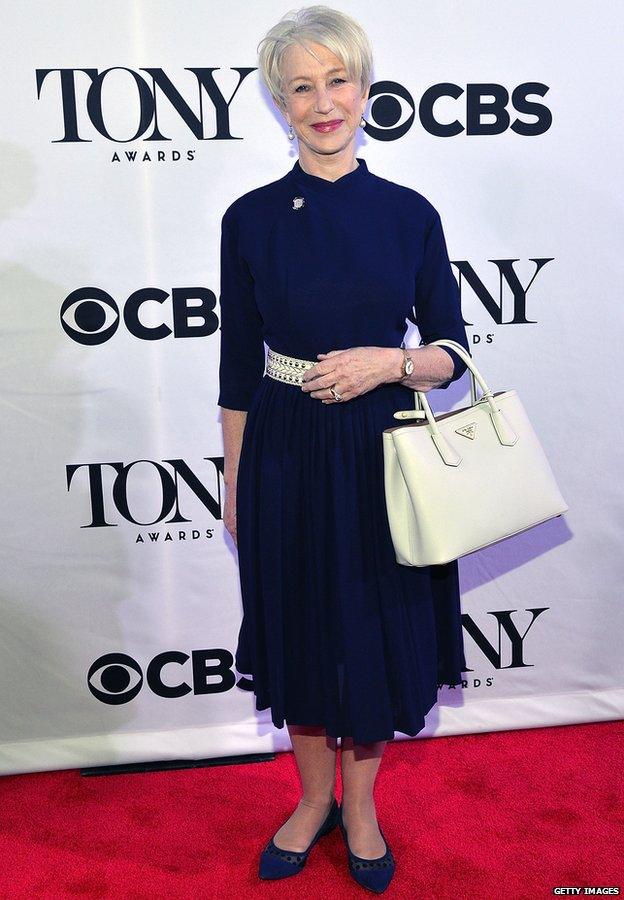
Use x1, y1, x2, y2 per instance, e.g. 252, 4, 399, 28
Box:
257, 5, 373, 110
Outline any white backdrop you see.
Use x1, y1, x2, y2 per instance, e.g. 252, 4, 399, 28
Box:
1, 1, 622, 775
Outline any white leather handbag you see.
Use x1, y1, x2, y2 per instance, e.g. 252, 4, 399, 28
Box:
382, 339, 569, 567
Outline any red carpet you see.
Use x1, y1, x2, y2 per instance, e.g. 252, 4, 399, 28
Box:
0, 721, 621, 899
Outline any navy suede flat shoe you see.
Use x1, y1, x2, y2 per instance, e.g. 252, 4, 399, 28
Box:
338, 802, 395, 893
258, 796, 339, 880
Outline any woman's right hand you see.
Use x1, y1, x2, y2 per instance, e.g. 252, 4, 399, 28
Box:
224, 483, 238, 548
219, 407, 247, 550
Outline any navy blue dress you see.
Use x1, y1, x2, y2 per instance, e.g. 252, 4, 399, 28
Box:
217, 157, 470, 744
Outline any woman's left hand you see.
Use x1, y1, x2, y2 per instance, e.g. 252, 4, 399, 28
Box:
300, 346, 402, 403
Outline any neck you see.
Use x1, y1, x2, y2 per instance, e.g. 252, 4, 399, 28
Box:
297, 151, 359, 182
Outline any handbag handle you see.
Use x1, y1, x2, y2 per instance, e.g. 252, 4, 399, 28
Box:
428, 339, 485, 408
394, 338, 490, 421
393, 338, 518, 465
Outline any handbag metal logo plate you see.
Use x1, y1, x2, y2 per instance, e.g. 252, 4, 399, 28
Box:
455, 422, 477, 440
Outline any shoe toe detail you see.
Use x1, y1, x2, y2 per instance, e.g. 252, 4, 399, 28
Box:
258, 797, 339, 881
265, 840, 306, 866
351, 856, 393, 870
338, 804, 396, 892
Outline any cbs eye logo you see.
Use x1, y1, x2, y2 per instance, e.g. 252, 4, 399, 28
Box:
365, 80, 551, 140
87, 653, 143, 704
60, 287, 218, 345
87, 649, 243, 705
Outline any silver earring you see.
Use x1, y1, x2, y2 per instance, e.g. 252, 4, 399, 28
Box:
287, 123, 295, 141
360, 115, 366, 127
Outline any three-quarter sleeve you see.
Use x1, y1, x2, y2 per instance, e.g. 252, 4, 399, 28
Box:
414, 207, 471, 389
216, 205, 266, 411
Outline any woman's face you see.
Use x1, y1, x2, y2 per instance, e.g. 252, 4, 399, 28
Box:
279, 41, 369, 159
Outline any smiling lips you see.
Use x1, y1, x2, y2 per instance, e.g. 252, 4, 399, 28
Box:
311, 120, 343, 133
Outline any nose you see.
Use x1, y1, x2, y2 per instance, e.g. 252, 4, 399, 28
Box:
314, 84, 335, 113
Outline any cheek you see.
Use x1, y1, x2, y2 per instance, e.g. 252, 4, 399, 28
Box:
342, 91, 362, 113
290, 98, 310, 116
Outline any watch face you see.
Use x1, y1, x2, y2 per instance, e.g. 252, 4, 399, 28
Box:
405, 357, 414, 375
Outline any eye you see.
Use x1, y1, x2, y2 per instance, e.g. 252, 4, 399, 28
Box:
294, 77, 347, 93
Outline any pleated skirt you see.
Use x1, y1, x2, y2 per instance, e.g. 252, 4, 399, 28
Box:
234, 373, 466, 744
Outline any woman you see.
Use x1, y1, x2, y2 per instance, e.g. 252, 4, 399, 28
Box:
217, 6, 470, 893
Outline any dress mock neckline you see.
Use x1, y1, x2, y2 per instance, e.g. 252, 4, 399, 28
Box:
289, 156, 369, 191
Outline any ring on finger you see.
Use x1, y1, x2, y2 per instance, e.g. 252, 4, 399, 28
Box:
329, 384, 343, 402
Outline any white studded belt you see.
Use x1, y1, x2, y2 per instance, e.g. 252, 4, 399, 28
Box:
265, 347, 317, 386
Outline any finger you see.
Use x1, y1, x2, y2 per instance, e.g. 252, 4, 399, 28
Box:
306, 383, 332, 400
305, 373, 331, 388
302, 363, 324, 385
303, 372, 338, 391
322, 386, 350, 403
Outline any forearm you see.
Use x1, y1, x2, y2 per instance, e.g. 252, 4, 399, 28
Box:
219, 407, 247, 486
382, 346, 454, 391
